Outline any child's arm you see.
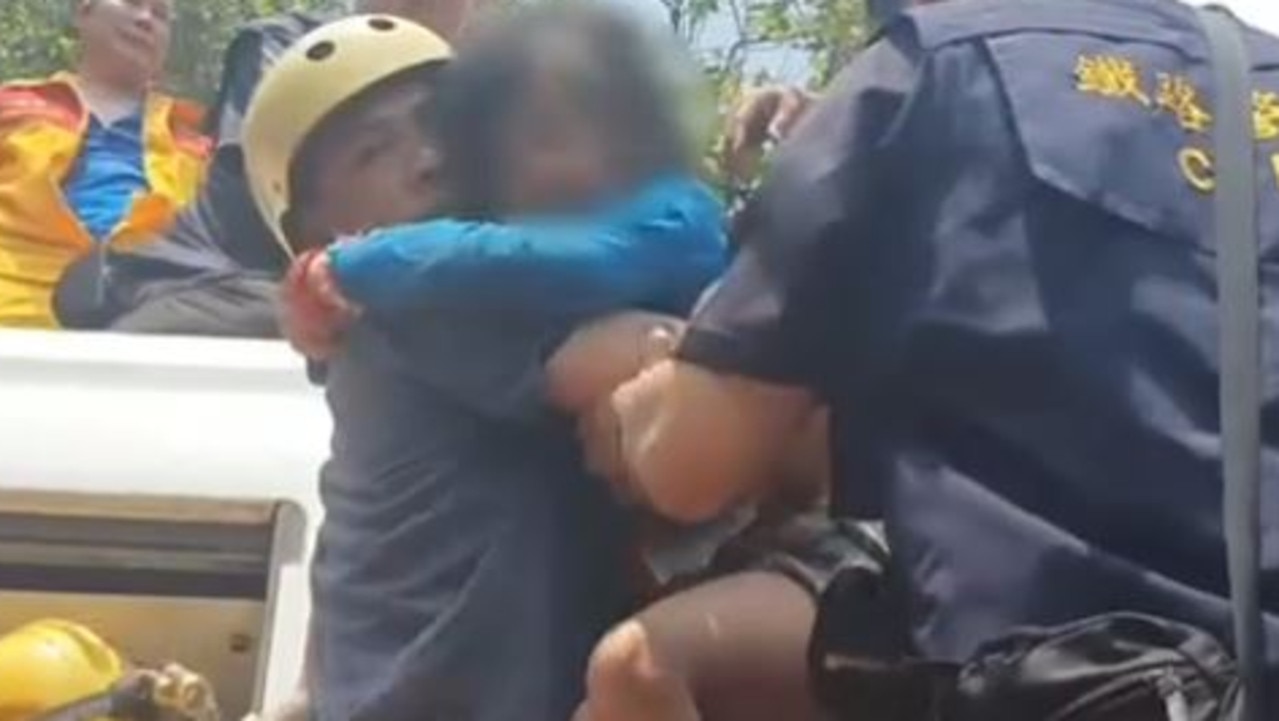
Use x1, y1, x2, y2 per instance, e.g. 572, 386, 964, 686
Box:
328, 177, 728, 318
546, 312, 830, 508
545, 312, 683, 413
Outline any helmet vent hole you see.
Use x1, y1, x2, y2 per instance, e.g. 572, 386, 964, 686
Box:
368, 17, 396, 31
306, 40, 336, 61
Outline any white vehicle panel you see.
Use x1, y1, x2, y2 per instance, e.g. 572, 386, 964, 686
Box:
0, 329, 330, 714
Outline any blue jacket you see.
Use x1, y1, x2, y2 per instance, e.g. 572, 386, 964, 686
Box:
329, 175, 728, 318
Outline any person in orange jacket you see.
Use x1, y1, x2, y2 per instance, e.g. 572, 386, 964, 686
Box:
0, 0, 209, 328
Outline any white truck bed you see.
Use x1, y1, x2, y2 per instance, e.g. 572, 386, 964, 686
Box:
0, 329, 330, 716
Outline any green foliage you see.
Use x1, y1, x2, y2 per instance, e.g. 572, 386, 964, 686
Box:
660, 0, 865, 88
0, 1, 77, 84
165, 0, 342, 100
657, 0, 867, 190
750, 0, 867, 86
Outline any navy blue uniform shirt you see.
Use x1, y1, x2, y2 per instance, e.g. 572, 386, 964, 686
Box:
680, 0, 1279, 685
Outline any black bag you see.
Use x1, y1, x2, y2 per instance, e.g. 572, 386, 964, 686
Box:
949, 613, 1240, 721
814, 608, 1243, 721
811, 7, 1268, 721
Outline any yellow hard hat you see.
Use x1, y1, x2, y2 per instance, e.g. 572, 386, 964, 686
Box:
0, 619, 126, 721
243, 15, 453, 257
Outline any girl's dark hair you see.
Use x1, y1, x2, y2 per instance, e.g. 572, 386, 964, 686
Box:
427, 1, 694, 217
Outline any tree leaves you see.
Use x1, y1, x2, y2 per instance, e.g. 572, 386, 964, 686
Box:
0, 1, 76, 84
670, 0, 866, 189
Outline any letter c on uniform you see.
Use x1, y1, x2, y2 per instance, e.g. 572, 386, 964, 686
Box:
1178, 147, 1215, 193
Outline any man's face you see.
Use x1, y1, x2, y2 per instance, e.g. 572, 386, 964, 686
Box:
357, 0, 477, 41
75, 0, 173, 83
298, 80, 444, 245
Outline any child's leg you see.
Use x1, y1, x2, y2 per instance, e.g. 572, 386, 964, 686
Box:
573, 571, 825, 721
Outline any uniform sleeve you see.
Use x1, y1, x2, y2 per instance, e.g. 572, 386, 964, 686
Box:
328, 178, 729, 318
677, 32, 924, 387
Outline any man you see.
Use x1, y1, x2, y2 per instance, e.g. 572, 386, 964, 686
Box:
54, 0, 478, 336
241, 15, 637, 721
589, 0, 1279, 710
0, 0, 207, 328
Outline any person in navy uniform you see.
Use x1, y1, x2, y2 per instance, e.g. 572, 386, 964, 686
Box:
582, 0, 1279, 708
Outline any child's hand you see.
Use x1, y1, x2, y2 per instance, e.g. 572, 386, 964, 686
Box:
724, 85, 817, 182
576, 322, 680, 500
641, 322, 680, 364
579, 398, 633, 501
280, 249, 360, 360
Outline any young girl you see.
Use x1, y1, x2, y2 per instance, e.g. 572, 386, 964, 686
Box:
285, 5, 887, 721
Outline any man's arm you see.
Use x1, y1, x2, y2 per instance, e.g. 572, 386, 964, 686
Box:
98, 150, 286, 337
110, 272, 281, 338
586, 33, 924, 522
329, 177, 727, 317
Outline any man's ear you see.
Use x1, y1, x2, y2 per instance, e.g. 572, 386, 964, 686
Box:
280, 206, 330, 258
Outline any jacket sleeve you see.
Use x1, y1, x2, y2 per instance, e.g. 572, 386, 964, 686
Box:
329, 178, 729, 318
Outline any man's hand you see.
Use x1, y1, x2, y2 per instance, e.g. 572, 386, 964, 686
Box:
724, 85, 818, 182
280, 250, 360, 360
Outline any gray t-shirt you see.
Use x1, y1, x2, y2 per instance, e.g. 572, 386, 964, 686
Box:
312, 317, 630, 721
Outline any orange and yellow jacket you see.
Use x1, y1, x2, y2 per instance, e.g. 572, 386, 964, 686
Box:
0, 72, 210, 328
